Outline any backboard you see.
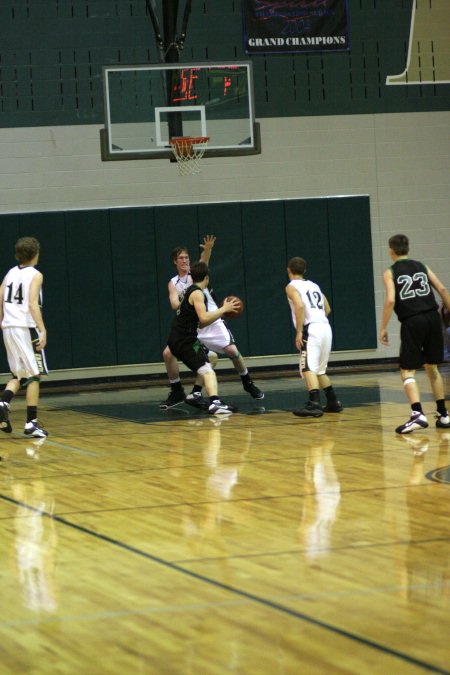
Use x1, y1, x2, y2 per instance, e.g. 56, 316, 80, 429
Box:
100, 61, 260, 161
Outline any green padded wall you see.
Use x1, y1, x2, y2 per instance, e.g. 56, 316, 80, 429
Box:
110, 207, 160, 364
0, 196, 376, 375
197, 202, 248, 355
241, 200, 292, 356
64, 210, 117, 367
328, 196, 375, 350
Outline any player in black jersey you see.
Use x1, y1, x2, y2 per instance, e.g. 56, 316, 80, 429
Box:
167, 261, 240, 416
380, 234, 450, 434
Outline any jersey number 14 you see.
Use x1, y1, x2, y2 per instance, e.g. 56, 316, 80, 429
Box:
5, 283, 23, 304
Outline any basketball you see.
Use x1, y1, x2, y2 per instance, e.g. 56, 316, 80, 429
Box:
222, 296, 244, 318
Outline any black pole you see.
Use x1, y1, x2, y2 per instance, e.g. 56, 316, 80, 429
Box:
144, 0, 164, 62
163, 0, 183, 138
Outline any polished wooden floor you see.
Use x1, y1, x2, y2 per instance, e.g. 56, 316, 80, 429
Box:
0, 368, 449, 674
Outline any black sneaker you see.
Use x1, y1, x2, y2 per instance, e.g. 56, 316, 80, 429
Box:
208, 400, 235, 415
185, 392, 209, 411
24, 419, 48, 438
243, 380, 264, 399
0, 402, 12, 433
436, 413, 450, 428
159, 388, 185, 410
293, 401, 324, 418
395, 412, 428, 435
323, 400, 343, 413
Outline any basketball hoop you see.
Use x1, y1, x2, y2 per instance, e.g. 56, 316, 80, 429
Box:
169, 136, 209, 175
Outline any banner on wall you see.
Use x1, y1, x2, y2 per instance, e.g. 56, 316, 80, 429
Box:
243, 0, 349, 54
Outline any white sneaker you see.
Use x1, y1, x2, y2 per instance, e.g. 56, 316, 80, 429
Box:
24, 419, 48, 438
395, 412, 428, 435
436, 413, 450, 429
208, 400, 234, 416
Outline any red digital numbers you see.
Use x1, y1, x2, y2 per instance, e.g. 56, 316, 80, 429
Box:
171, 66, 237, 102
172, 68, 199, 102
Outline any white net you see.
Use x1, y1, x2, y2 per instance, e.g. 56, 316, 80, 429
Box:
170, 136, 209, 176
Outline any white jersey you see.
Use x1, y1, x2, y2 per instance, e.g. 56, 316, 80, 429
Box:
1, 265, 41, 328
287, 278, 329, 328
170, 272, 194, 306
170, 273, 219, 312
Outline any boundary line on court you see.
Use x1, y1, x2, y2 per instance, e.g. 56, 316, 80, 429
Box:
0, 493, 447, 674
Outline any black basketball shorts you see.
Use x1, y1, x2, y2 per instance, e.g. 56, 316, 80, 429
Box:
168, 335, 210, 374
399, 311, 443, 370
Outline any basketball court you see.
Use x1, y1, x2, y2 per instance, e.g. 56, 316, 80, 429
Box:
0, 368, 449, 674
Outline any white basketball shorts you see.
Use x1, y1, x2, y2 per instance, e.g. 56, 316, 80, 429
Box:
301, 322, 332, 376
198, 319, 234, 353
3, 327, 48, 381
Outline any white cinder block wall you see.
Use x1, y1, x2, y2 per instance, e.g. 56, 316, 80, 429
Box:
0, 110, 449, 377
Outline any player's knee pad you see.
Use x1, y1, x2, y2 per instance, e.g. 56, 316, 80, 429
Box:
197, 363, 213, 376
402, 377, 416, 387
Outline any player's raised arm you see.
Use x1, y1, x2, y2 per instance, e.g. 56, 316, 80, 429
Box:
199, 235, 216, 265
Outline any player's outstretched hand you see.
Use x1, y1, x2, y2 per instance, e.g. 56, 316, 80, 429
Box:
200, 234, 216, 252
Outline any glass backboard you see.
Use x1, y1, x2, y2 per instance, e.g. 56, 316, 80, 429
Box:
101, 61, 260, 160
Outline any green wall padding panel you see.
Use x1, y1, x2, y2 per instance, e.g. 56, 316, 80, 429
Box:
241, 200, 292, 356
328, 196, 376, 350
109, 207, 160, 364
64, 210, 117, 367
197, 202, 248, 355
0, 196, 376, 374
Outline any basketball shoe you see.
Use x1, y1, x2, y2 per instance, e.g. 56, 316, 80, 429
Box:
436, 413, 450, 428
24, 419, 48, 438
243, 380, 264, 399
323, 400, 343, 413
395, 411, 428, 435
208, 400, 235, 415
159, 388, 185, 410
185, 391, 209, 411
0, 402, 12, 433
293, 401, 323, 418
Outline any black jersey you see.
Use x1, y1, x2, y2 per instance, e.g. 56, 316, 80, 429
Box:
168, 284, 205, 341
391, 258, 438, 322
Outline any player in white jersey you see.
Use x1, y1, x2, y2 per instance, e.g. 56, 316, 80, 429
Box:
285, 257, 342, 418
160, 236, 264, 410
0, 237, 48, 437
